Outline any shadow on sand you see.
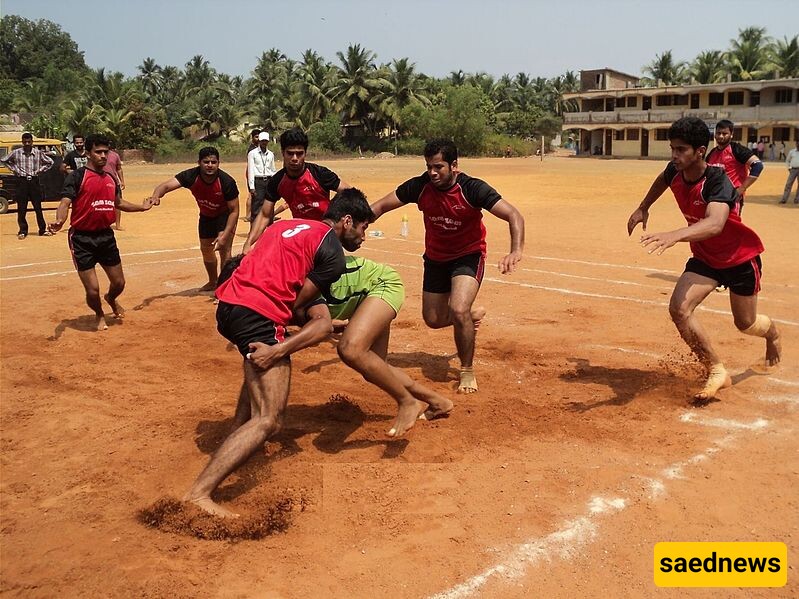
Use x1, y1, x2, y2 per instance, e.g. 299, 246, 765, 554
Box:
133, 287, 215, 311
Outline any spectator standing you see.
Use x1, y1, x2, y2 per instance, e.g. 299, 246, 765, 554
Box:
0, 132, 54, 239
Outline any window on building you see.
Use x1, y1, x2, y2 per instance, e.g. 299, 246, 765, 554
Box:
616, 97, 626, 108
655, 95, 673, 106
627, 96, 638, 108
673, 95, 689, 106
773, 127, 791, 142
749, 91, 760, 107
605, 98, 615, 111
775, 88, 795, 103
655, 129, 668, 141
732, 127, 743, 141
709, 92, 724, 106
690, 94, 700, 109
614, 130, 625, 140
626, 128, 640, 141
727, 91, 744, 105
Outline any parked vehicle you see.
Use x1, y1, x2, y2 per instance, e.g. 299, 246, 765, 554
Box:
0, 134, 66, 214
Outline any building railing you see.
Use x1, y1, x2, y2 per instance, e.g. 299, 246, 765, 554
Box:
564, 104, 799, 125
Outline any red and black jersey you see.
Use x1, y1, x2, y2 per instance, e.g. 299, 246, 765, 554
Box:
175, 167, 239, 217
396, 172, 502, 262
663, 162, 763, 269
215, 219, 346, 325
265, 163, 340, 221
61, 167, 119, 231
706, 142, 754, 189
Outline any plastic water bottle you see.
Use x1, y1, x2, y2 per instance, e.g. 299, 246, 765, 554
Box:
400, 214, 409, 238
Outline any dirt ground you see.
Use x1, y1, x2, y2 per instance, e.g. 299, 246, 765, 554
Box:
1, 155, 797, 598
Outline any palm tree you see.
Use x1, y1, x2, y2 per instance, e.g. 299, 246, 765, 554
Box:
726, 27, 770, 81
690, 50, 726, 84
184, 55, 215, 91
332, 44, 388, 133
768, 35, 799, 78
377, 57, 431, 134
643, 50, 687, 85
61, 99, 104, 134
293, 49, 335, 125
448, 70, 466, 86
137, 57, 162, 99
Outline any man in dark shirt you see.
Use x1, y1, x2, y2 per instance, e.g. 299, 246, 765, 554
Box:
243, 127, 350, 252
627, 117, 780, 404
148, 147, 240, 290
48, 134, 153, 331
371, 139, 525, 394
61, 134, 88, 174
182, 189, 373, 518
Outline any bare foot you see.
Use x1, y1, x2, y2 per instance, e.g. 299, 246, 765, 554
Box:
694, 364, 731, 401
765, 323, 781, 367
458, 367, 478, 394
199, 281, 216, 292
387, 399, 427, 437
471, 306, 486, 331
184, 495, 239, 519
104, 294, 125, 319
94, 314, 108, 331
408, 385, 454, 420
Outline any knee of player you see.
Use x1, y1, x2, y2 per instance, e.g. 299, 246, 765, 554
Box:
253, 414, 281, 437
668, 300, 693, 324
449, 304, 472, 324
422, 312, 448, 329
337, 337, 364, 367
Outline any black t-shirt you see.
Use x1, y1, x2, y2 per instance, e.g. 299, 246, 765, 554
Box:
64, 150, 89, 171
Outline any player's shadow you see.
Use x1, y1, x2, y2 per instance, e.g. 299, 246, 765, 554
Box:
49, 314, 122, 341
559, 357, 659, 412
385, 351, 459, 384
736, 194, 781, 207
132, 288, 215, 311
645, 272, 679, 284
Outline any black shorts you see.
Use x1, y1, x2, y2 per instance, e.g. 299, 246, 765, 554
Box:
685, 255, 762, 296
198, 212, 229, 239
68, 228, 121, 272
422, 252, 486, 294
216, 301, 288, 357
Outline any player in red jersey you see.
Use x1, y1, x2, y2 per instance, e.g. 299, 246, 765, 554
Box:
148, 147, 240, 291
705, 119, 763, 213
48, 134, 154, 331
243, 127, 350, 252
182, 189, 373, 518
627, 117, 781, 404
370, 139, 525, 394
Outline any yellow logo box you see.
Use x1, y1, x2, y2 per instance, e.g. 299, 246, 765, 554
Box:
654, 542, 787, 587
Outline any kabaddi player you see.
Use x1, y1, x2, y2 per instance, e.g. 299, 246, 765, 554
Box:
243, 127, 350, 252
301, 256, 454, 437
183, 189, 372, 518
48, 134, 154, 331
370, 139, 525, 394
627, 117, 781, 403
148, 147, 240, 290
706, 119, 763, 212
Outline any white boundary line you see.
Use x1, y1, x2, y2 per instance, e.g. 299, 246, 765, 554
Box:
679, 412, 769, 430
0, 257, 198, 281
0, 246, 200, 270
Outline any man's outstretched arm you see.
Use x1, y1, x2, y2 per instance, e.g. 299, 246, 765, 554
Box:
628, 172, 668, 235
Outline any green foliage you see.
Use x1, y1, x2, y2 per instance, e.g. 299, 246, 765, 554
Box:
394, 136, 426, 156
0, 15, 88, 81
307, 115, 345, 152
484, 134, 536, 157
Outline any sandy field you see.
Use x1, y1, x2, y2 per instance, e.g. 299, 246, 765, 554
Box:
1, 154, 797, 598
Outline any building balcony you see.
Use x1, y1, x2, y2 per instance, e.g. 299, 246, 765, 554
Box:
563, 104, 799, 127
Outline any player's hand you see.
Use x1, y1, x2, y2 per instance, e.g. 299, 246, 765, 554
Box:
146, 196, 161, 207
640, 231, 679, 255
246, 341, 284, 370
213, 232, 229, 251
627, 208, 648, 236
498, 250, 522, 274
331, 319, 349, 333
48, 220, 64, 234
142, 197, 155, 210
241, 241, 252, 256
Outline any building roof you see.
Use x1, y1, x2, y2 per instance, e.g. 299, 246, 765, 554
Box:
563, 77, 799, 100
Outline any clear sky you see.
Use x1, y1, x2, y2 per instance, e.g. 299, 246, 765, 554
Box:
3, 0, 797, 80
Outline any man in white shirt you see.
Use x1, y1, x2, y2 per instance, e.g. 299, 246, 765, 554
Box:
247, 131, 277, 222
779, 140, 799, 204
